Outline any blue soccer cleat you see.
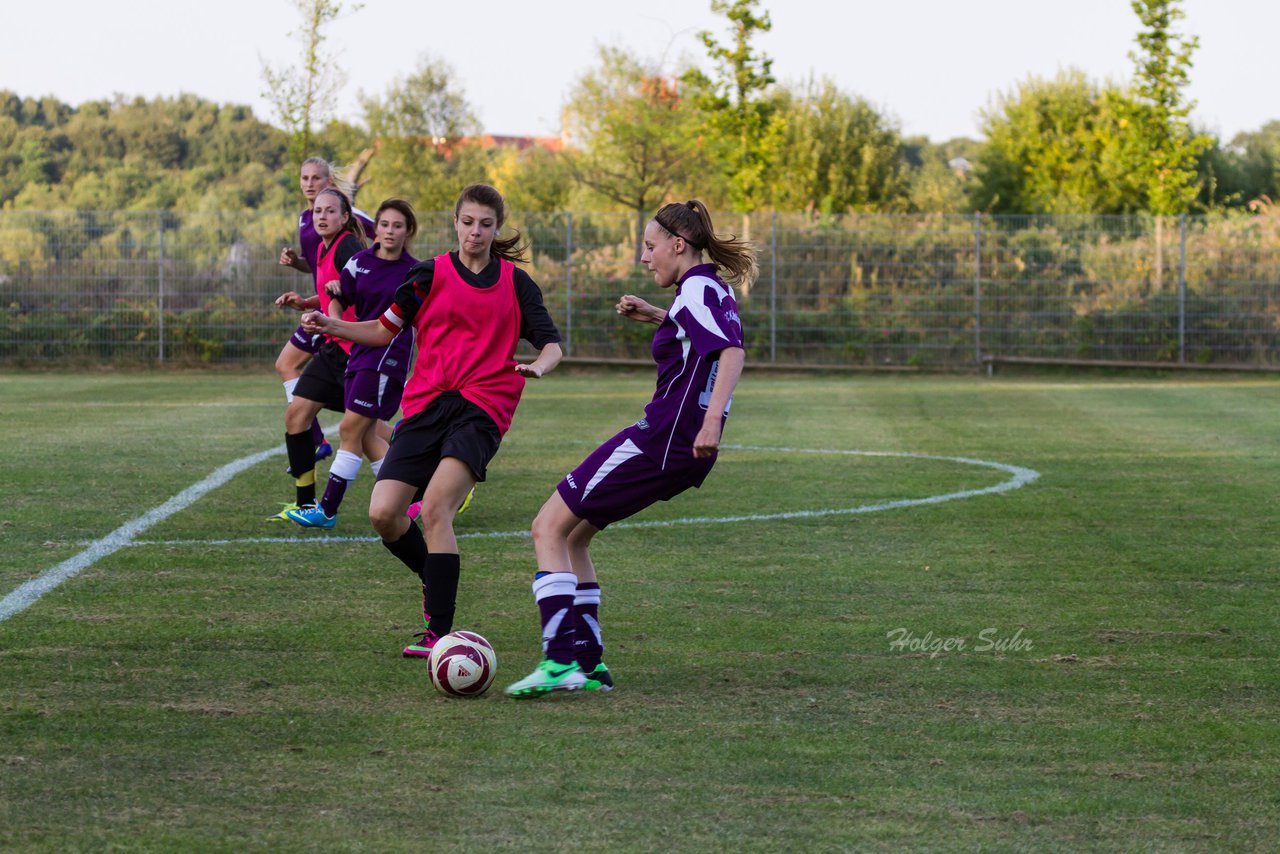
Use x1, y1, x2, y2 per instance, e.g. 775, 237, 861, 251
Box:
285, 504, 337, 529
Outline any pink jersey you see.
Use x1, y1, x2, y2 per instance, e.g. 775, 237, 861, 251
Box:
314, 230, 360, 353
381, 253, 525, 434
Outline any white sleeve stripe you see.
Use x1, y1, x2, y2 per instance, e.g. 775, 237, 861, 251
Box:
381, 308, 404, 329
342, 257, 359, 275
677, 277, 731, 343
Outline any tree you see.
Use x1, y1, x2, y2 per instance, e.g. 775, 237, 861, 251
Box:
1124, 0, 1210, 214
682, 0, 780, 210
768, 78, 908, 213
356, 56, 486, 210
973, 71, 1142, 214
562, 46, 708, 258
260, 0, 361, 164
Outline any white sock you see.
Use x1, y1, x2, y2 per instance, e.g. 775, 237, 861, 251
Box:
329, 450, 362, 482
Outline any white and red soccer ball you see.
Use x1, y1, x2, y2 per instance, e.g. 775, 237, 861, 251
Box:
428, 631, 497, 697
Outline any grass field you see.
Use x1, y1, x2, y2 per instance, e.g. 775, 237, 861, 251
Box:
1, 368, 1278, 852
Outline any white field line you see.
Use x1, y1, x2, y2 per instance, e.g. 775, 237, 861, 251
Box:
0, 443, 285, 622
103, 446, 1040, 547
2, 444, 1038, 622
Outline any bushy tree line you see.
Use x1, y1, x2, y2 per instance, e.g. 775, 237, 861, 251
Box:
1, 0, 1276, 219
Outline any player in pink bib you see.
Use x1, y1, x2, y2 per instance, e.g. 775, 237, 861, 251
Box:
302, 184, 563, 658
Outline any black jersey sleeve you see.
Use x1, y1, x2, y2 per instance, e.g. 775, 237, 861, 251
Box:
386, 258, 436, 328
333, 233, 362, 273
514, 268, 562, 348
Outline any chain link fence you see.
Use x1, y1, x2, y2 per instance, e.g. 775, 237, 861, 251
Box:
3, 209, 1279, 368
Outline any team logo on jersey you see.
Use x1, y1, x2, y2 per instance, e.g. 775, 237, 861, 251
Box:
725, 308, 742, 329
635, 419, 649, 431
355, 398, 374, 408
565, 473, 578, 490
356, 265, 372, 275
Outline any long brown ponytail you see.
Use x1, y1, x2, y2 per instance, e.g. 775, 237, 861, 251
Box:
652, 200, 758, 287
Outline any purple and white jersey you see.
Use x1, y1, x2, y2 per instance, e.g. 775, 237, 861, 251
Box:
629, 263, 744, 468
298, 207, 376, 285
337, 246, 417, 381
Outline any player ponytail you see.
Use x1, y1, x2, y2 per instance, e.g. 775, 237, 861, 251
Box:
653, 200, 758, 287
455, 183, 528, 264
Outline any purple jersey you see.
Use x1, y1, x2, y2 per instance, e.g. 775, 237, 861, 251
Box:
628, 263, 744, 471
298, 207, 376, 285
338, 246, 417, 380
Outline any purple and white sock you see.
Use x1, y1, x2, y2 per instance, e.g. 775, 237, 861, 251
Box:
533, 572, 578, 665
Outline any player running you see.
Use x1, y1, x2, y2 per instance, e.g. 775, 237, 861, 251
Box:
286, 198, 419, 529
301, 184, 562, 658
506, 199, 754, 697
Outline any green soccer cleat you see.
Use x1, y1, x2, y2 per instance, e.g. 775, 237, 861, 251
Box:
504, 659, 586, 698
581, 663, 614, 692
266, 502, 300, 522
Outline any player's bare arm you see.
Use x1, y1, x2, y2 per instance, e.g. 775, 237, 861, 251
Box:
692, 346, 745, 458
276, 291, 319, 311
301, 311, 395, 347
616, 294, 667, 325
515, 342, 564, 379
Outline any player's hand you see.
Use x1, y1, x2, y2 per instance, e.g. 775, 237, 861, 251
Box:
323, 279, 342, 296
692, 424, 721, 458
300, 311, 328, 334
279, 247, 299, 267
514, 363, 544, 378
616, 294, 652, 320
276, 291, 306, 310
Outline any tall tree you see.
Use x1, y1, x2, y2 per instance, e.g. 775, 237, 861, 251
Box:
562, 46, 707, 258
769, 78, 908, 213
973, 71, 1142, 214
357, 55, 485, 210
683, 0, 779, 210
1125, 0, 1210, 214
260, 0, 360, 164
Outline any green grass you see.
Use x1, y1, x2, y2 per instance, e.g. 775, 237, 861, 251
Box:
1, 368, 1278, 852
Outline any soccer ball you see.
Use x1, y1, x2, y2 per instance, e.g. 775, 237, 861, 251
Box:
429, 631, 497, 697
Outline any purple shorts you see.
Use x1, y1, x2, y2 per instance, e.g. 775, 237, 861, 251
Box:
557, 428, 712, 529
289, 324, 322, 355
344, 369, 404, 421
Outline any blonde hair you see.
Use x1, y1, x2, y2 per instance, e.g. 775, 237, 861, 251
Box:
301, 156, 357, 201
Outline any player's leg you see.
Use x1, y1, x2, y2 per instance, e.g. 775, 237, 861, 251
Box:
272, 394, 326, 519
277, 335, 329, 458
506, 492, 590, 697
290, 408, 373, 528
566, 520, 611, 691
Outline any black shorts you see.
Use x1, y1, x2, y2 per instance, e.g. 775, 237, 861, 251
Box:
377, 391, 502, 487
293, 340, 348, 413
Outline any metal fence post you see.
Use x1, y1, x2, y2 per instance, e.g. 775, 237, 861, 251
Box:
565, 212, 573, 357
1178, 213, 1186, 364
770, 211, 777, 364
158, 213, 166, 364
974, 212, 983, 365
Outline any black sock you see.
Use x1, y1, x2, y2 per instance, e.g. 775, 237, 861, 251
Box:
423, 553, 461, 635
382, 521, 428, 580
285, 430, 317, 506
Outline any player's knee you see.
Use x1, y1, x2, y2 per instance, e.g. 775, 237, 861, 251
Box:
530, 510, 563, 549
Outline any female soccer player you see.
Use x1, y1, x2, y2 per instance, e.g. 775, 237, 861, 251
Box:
277, 187, 365, 514
286, 198, 419, 529
272, 158, 373, 496
505, 199, 754, 697
301, 184, 563, 658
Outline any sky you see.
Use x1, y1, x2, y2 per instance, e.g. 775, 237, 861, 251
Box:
4, 0, 1277, 143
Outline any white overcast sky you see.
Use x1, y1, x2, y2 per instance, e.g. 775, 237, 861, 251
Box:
4, 0, 1276, 142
